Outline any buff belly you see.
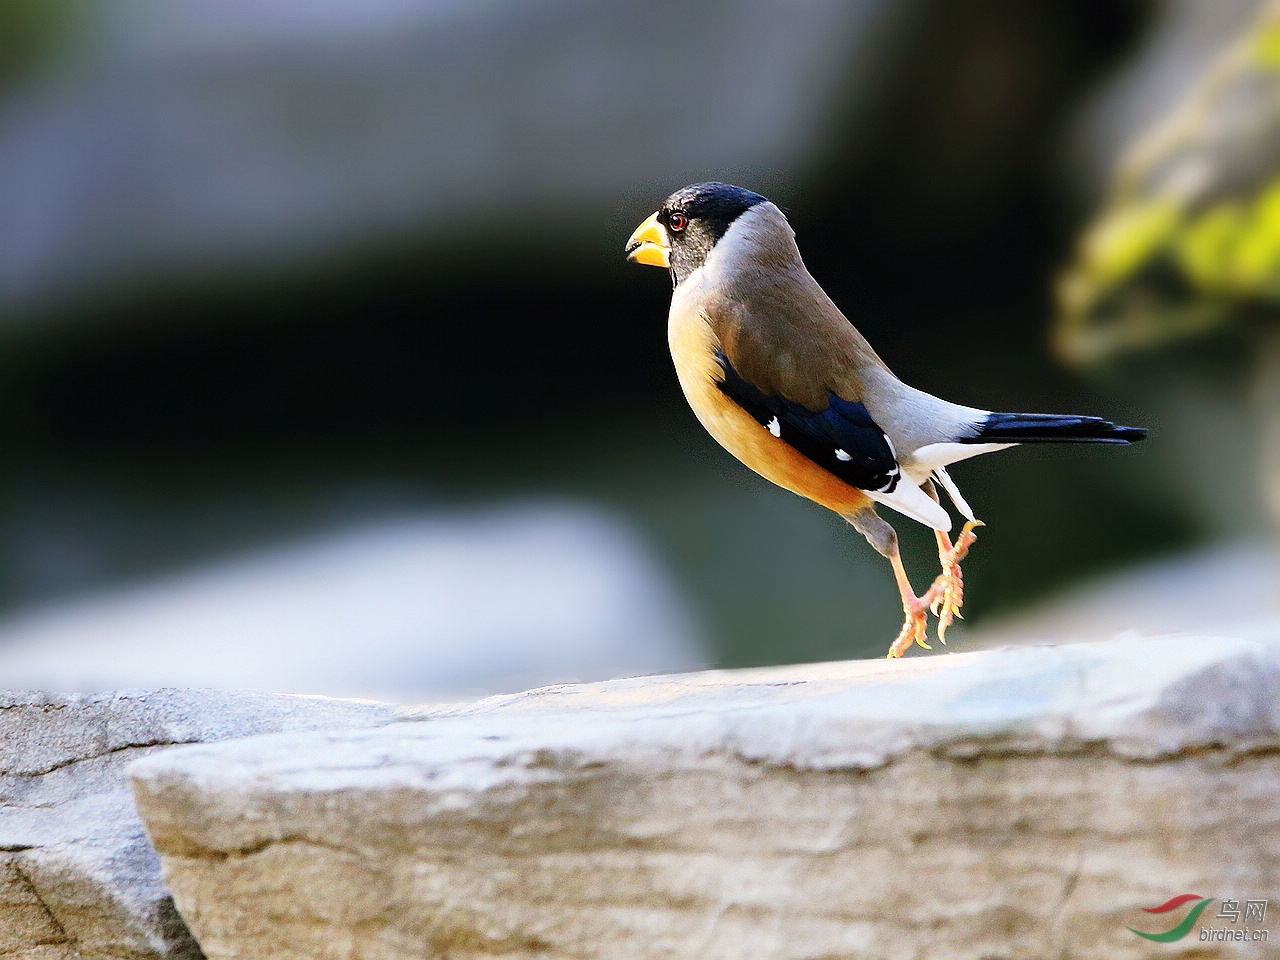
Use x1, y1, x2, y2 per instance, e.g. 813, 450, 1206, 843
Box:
668, 303, 871, 519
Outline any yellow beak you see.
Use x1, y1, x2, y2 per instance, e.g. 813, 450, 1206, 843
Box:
624, 212, 670, 268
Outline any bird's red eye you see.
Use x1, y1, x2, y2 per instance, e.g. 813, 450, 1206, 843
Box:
669, 213, 687, 232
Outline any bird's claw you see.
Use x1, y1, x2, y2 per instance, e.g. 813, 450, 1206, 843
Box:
929, 567, 964, 642
884, 576, 929, 656
950, 519, 984, 559
929, 519, 981, 643
886, 519, 983, 657
887, 599, 932, 658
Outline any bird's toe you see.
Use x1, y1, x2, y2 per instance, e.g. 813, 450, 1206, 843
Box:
887, 606, 931, 657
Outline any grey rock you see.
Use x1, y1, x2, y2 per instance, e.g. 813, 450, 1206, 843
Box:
0, 505, 706, 702
0, 0, 897, 313
133, 632, 1280, 959
0, 689, 406, 960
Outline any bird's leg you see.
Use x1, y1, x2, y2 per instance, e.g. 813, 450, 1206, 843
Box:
885, 548, 937, 657
850, 507, 938, 658
917, 478, 981, 643
927, 520, 983, 642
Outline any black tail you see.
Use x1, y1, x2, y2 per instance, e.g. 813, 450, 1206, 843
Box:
964, 412, 1147, 444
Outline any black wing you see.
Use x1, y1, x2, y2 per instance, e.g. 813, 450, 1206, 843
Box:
715, 351, 901, 492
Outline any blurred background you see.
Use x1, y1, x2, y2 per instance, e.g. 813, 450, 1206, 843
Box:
0, 0, 1275, 702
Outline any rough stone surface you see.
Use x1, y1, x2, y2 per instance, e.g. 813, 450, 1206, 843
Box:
0, 689, 406, 959
133, 633, 1280, 959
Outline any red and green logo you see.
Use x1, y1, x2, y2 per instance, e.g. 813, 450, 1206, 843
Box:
1128, 895, 1215, 942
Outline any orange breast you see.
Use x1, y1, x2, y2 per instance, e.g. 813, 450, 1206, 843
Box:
668, 302, 871, 519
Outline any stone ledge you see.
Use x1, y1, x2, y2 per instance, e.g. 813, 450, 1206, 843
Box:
0, 689, 409, 960
131, 633, 1280, 959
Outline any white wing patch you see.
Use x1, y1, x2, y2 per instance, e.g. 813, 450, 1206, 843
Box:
835, 448, 852, 461
767, 417, 782, 437
867, 478, 952, 532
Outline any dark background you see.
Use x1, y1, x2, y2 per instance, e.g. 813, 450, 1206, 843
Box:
0, 0, 1231, 670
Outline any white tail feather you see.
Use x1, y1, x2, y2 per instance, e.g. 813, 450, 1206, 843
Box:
933, 465, 975, 523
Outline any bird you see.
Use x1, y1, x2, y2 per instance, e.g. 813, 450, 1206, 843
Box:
626, 182, 1147, 658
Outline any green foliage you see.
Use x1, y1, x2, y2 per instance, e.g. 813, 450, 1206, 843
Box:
1056, 8, 1280, 364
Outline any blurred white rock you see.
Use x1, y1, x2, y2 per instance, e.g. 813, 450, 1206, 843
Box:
0, 503, 706, 701
965, 539, 1280, 649
0, 0, 899, 312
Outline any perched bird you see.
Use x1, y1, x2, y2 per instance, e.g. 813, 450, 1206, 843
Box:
626, 182, 1147, 657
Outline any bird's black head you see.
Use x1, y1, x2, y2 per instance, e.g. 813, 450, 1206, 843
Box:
625, 182, 768, 286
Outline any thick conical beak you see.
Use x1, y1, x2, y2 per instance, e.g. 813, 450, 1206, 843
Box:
624, 212, 670, 268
